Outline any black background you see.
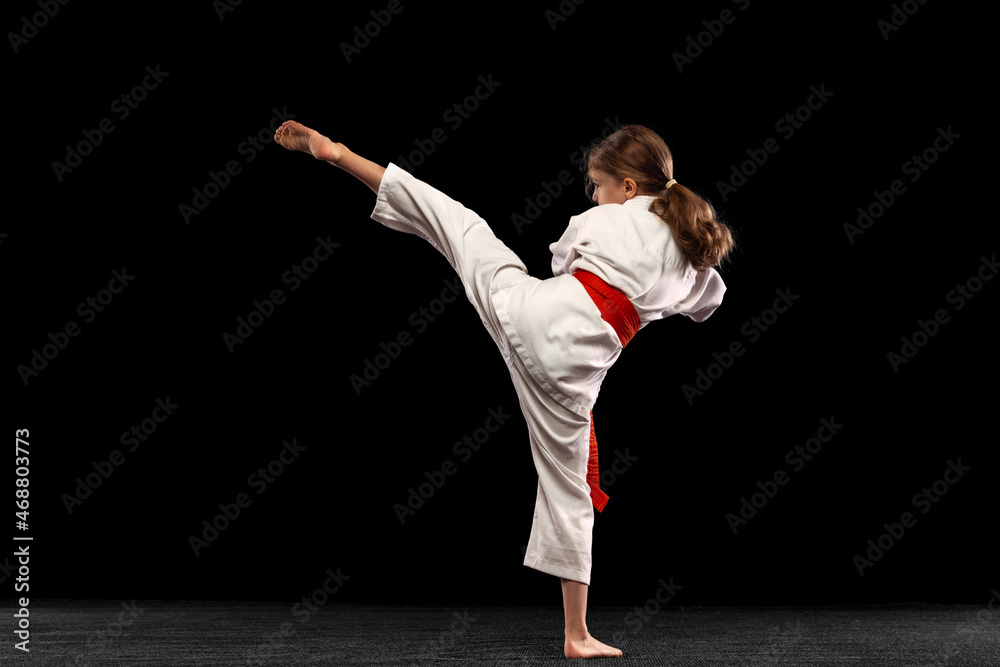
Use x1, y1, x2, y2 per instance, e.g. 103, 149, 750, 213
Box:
5, 0, 994, 608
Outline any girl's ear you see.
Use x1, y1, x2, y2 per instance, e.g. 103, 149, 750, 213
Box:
623, 177, 638, 197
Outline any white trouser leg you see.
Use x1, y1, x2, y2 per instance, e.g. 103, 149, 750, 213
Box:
370, 163, 596, 584
371, 163, 532, 358
510, 353, 595, 585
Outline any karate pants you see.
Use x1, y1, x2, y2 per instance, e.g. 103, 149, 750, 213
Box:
371, 163, 619, 585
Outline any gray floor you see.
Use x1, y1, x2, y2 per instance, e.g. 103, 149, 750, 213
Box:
21, 600, 999, 666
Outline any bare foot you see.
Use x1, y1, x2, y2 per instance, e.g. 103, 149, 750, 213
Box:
274, 121, 344, 164
565, 632, 623, 659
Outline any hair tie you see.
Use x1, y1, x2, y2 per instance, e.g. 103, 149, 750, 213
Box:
665, 179, 677, 190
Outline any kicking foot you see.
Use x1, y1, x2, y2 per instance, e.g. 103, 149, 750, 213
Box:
565, 632, 623, 659
274, 121, 344, 164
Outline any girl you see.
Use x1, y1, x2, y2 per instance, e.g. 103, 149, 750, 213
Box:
274, 121, 734, 659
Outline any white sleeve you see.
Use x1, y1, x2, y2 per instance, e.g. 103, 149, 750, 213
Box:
680, 267, 727, 322
549, 216, 584, 277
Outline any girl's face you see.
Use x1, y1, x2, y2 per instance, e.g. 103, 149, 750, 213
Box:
589, 169, 636, 206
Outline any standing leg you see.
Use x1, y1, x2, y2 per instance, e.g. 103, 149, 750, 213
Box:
562, 578, 624, 659
508, 354, 622, 659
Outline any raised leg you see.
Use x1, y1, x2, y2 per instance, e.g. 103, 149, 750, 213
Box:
274, 120, 385, 193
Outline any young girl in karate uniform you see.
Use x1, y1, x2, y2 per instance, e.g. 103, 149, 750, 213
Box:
275, 120, 734, 659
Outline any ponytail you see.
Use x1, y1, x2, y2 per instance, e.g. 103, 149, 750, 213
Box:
650, 183, 733, 271
585, 125, 734, 271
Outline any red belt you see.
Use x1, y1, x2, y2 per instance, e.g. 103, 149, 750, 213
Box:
572, 270, 640, 512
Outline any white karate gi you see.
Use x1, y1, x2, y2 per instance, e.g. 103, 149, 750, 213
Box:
371, 163, 726, 584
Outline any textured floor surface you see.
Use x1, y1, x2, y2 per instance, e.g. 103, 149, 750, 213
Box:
11, 600, 999, 666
